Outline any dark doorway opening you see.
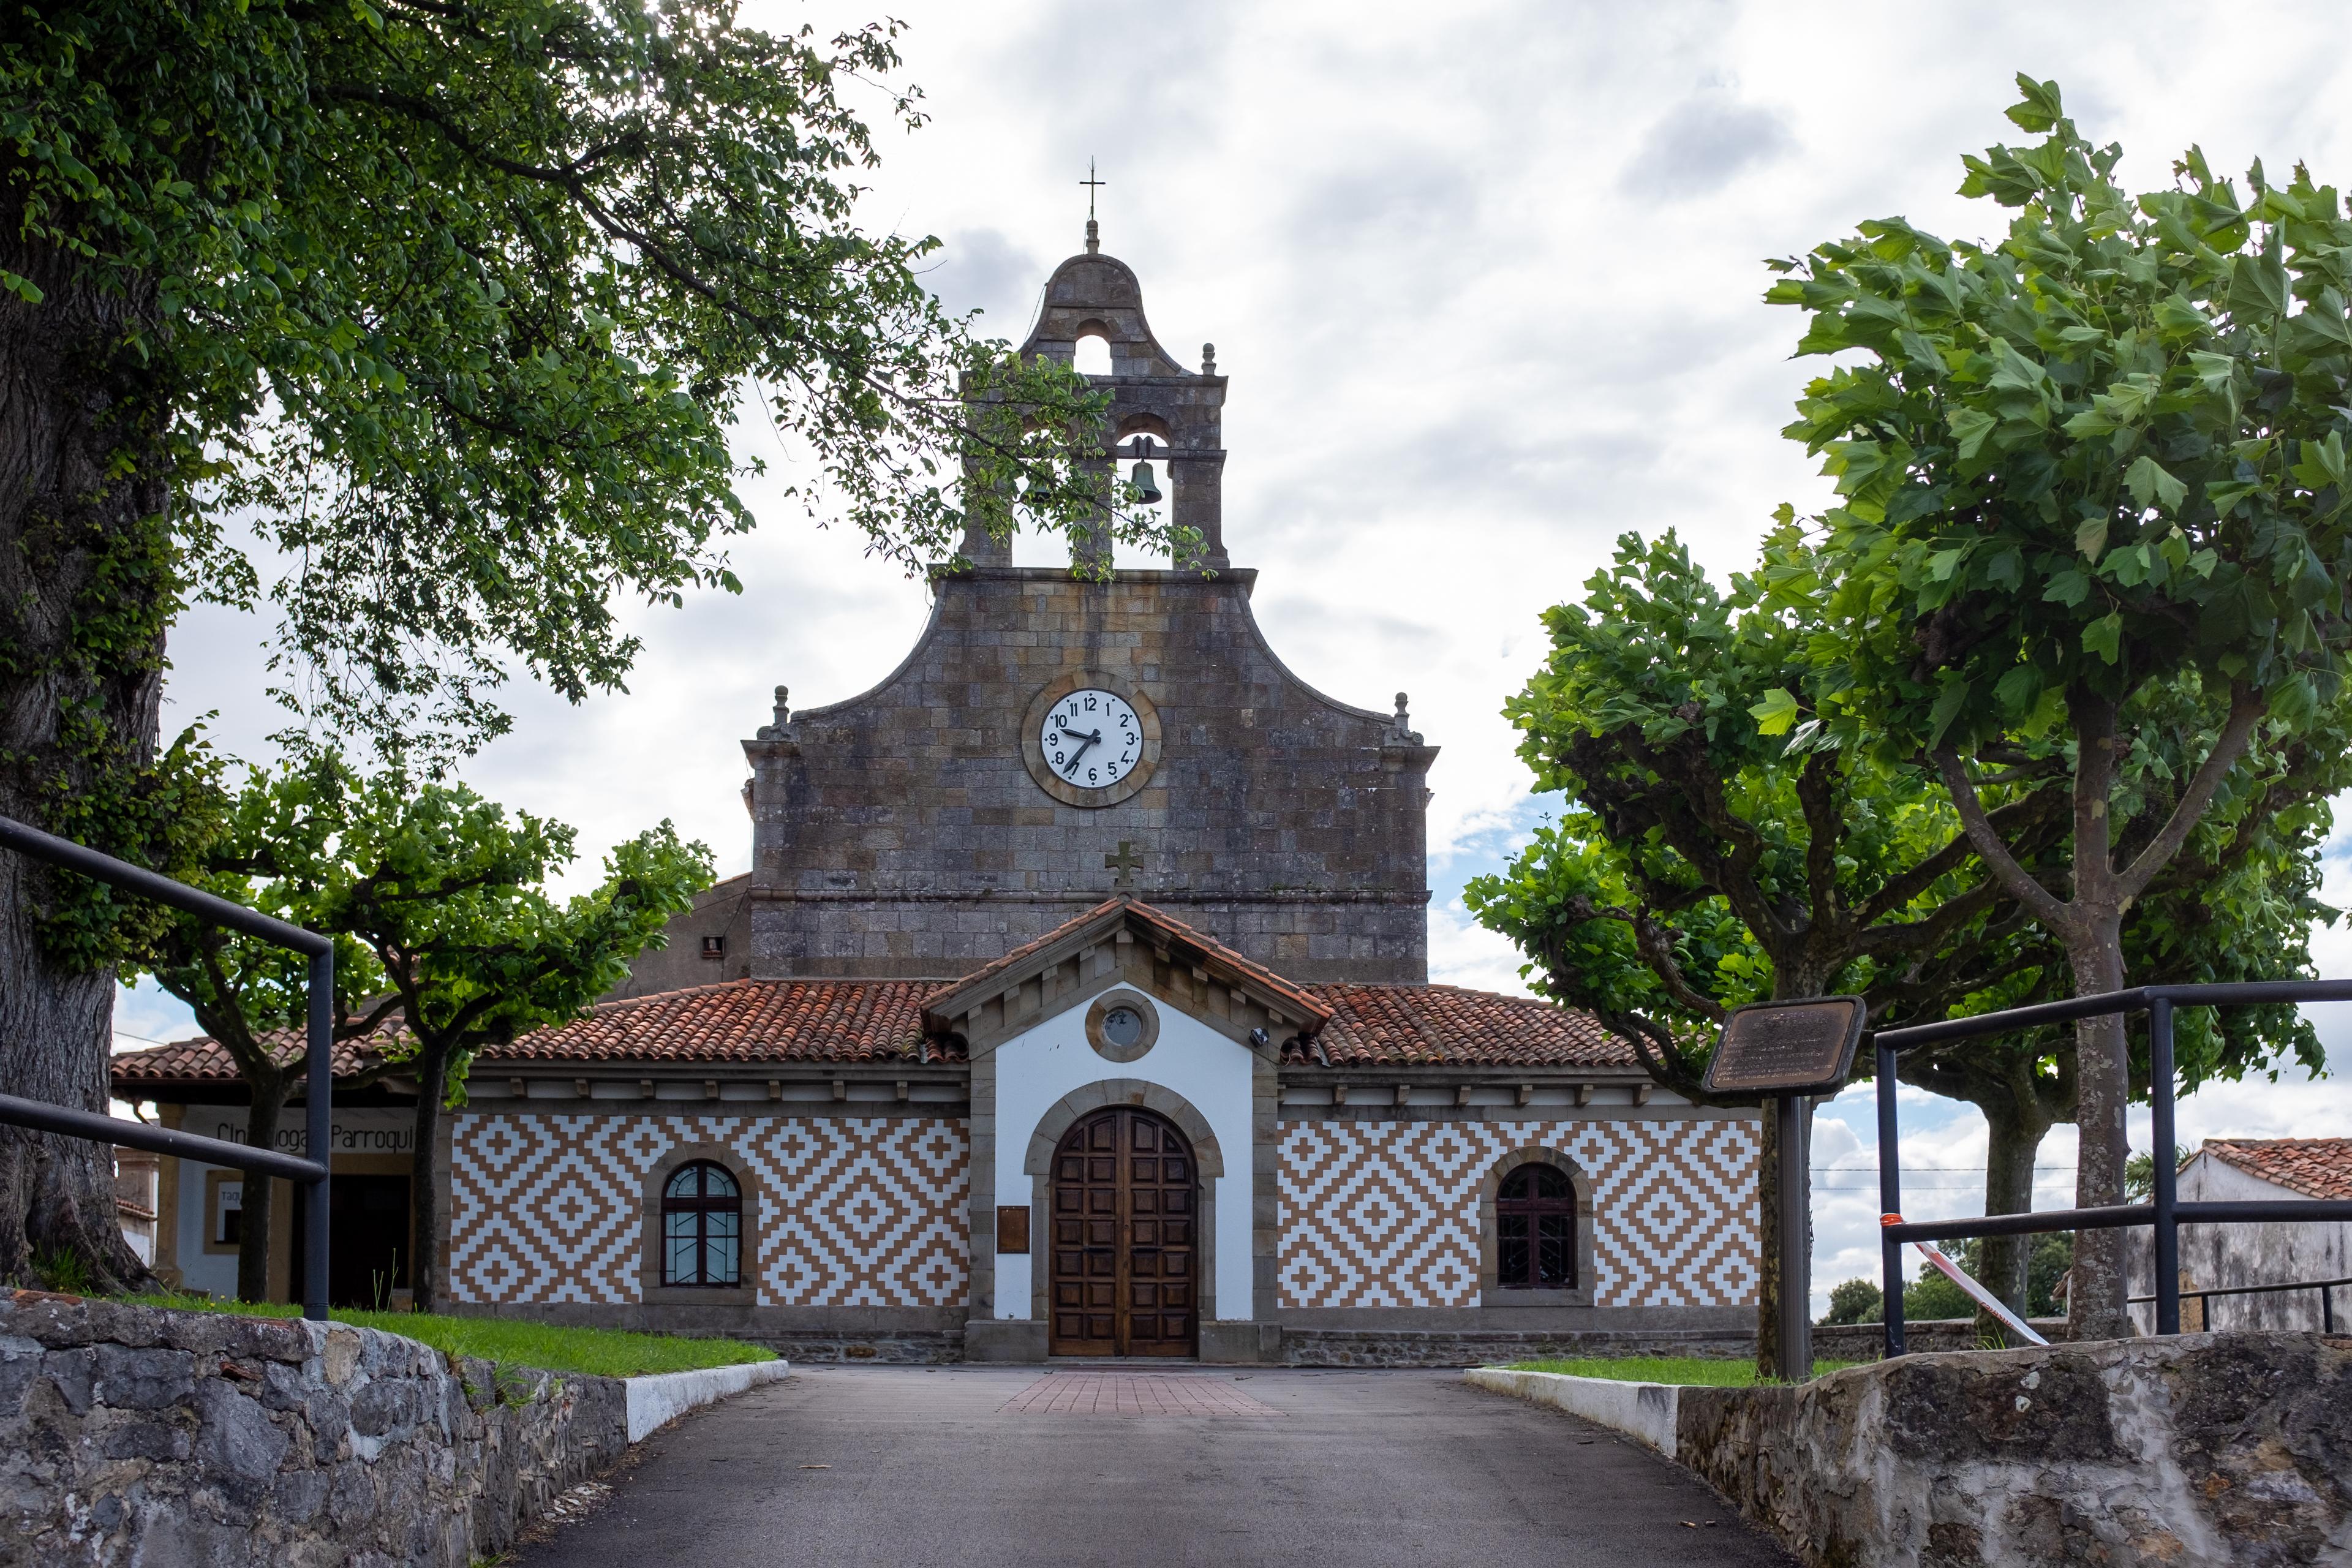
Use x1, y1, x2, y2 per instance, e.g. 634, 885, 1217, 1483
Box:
293, 1174, 413, 1308
1049, 1107, 1199, 1357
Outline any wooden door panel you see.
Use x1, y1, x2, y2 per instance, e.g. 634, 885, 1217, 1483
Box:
1046, 1106, 1199, 1357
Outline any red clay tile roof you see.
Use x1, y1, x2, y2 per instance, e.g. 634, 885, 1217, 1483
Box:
485, 979, 959, 1065
922, 898, 1333, 1031
2201, 1138, 2352, 1201
110, 979, 1631, 1086
1292, 985, 1635, 1068
110, 1016, 412, 1087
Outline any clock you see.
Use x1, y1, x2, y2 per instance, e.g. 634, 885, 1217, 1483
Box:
1041, 688, 1142, 790
1020, 670, 1163, 808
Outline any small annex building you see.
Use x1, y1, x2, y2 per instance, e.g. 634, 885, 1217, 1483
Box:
2128, 1137, 2352, 1335
112, 228, 1762, 1365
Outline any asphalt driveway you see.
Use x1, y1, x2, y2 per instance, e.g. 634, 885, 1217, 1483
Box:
515, 1364, 1793, 1567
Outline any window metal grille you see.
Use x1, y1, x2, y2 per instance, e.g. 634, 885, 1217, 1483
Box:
662, 1161, 742, 1286
1496, 1163, 1577, 1289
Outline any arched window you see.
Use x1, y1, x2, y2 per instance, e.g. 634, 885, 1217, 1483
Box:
1495, 1163, 1578, 1291
1072, 329, 1114, 375
662, 1161, 742, 1287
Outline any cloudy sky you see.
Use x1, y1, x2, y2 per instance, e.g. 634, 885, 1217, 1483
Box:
119, 0, 2352, 1311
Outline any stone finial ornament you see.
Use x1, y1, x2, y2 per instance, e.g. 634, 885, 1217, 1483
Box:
756, 684, 794, 741
1202, 342, 1216, 374
1385, 692, 1423, 746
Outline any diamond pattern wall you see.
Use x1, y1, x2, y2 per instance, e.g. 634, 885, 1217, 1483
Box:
448, 1113, 969, 1307
1278, 1118, 1758, 1308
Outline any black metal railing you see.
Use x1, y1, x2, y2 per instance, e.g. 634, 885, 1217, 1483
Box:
0, 815, 333, 1321
1872, 980, 2352, 1358
2128, 1272, 2347, 1335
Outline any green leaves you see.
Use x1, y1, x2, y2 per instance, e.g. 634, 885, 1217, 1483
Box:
7, 0, 1152, 769
1749, 687, 1802, 736
1768, 74, 2352, 764
2125, 454, 2185, 514
2082, 611, 2123, 664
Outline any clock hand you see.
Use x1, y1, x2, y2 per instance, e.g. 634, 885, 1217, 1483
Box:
1062, 733, 1100, 777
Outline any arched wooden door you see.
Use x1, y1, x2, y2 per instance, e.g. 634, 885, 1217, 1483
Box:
1049, 1107, 1198, 1357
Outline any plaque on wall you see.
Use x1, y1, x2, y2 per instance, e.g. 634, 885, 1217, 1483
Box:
995, 1205, 1031, 1255
1701, 997, 1868, 1098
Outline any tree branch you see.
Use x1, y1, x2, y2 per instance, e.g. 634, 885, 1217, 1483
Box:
1931, 747, 2072, 929
1797, 748, 1842, 933
2116, 685, 2265, 902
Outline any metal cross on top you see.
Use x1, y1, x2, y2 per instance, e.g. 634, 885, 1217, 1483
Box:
1104, 840, 1144, 888
1081, 159, 1105, 252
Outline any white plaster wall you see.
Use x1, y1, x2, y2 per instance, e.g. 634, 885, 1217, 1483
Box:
992, 984, 1257, 1322
2127, 1153, 2352, 1332
172, 1161, 238, 1299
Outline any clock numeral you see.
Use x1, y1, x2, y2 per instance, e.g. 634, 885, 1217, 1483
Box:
1052, 751, 1065, 766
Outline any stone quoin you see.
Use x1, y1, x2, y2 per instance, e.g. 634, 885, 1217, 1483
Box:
112, 230, 1763, 1365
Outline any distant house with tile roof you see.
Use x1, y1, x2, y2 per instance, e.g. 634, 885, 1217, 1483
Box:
2127, 1138, 2352, 1334
111, 233, 1760, 1365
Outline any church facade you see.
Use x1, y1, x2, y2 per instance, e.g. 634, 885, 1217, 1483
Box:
115, 235, 1760, 1364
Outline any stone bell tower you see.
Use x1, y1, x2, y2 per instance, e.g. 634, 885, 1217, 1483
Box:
739, 224, 1438, 984
959, 215, 1228, 573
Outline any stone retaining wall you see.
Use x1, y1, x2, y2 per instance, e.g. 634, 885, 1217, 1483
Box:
1672, 1333, 2351, 1566
1, 1291, 631, 1568
1282, 1327, 1754, 1367
1812, 1316, 2068, 1361
748, 1330, 963, 1364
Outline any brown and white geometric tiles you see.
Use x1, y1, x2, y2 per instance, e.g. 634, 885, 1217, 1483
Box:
1276, 1118, 1758, 1310
448, 1114, 969, 1308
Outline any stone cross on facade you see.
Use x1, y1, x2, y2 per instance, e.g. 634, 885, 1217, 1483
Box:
1104, 841, 1144, 889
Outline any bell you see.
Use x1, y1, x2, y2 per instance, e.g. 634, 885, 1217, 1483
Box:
1129, 458, 1163, 505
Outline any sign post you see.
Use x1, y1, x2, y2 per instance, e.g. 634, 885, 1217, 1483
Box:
1702, 997, 1868, 1382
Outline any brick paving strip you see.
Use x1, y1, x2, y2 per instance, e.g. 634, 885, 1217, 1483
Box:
998, 1371, 1286, 1417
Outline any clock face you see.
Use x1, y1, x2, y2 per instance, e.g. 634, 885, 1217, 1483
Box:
1039, 688, 1144, 791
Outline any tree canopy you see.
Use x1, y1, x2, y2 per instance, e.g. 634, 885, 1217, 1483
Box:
1468, 525, 2337, 1339
7, 0, 1144, 764
130, 763, 713, 1309
1755, 72, 2352, 1336
2, 0, 1136, 1287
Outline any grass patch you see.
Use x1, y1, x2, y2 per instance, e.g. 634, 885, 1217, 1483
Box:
1501, 1355, 1856, 1386
121, 1295, 775, 1379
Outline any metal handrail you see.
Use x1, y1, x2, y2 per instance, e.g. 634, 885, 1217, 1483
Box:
2127, 1272, 2348, 1334
0, 815, 333, 1320
1870, 978, 2352, 1358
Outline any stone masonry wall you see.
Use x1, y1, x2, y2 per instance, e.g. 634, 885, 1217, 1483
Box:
744, 568, 1436, 983
1, 1291, 628, 1568
1675, 1332, 2352, 1567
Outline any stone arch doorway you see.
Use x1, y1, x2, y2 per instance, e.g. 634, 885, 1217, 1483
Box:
1048, 1107, 1199, 1357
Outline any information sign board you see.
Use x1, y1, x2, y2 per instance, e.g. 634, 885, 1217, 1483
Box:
1701, 997, 1868, 1098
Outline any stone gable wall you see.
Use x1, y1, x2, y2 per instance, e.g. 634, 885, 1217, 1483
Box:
0, 1292, 628, 1568
745, 568, 1434, 982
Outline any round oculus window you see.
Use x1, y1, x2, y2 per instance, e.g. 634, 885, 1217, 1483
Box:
1085, 992, 1159, 1061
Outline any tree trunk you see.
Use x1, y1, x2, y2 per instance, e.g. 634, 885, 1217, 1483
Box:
2067, 917, 2133, 1340
409, 1042, 449, 1314
1977, 1096, 2054, 1341
236, 1078, 290, 1303
0, 236, 175, 1295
